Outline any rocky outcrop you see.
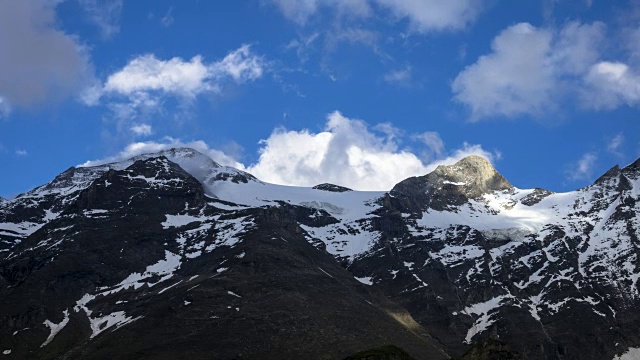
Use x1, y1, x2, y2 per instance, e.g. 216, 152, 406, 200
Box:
313, 183, 353, 192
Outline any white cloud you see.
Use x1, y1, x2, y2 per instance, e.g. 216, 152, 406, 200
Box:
452, 21, 605, 120
89, 45, 266, 120
76, 0, 123, 38
103, 55, 212, 98
82, 112, 499, 191
244, 111, 498, 190
583, 61, 640, 108
209, 45, 265, 82
130, 124, 153, 136
568, 152, 597, 181
15, 149, 28, 156
0, 0, 95, 114
100, 45, 264, 100
374, 0, 484, 32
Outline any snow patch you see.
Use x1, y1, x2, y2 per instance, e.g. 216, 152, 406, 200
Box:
614, 347, 640, 360
162, 214, 209, 229
41, 310, 70, 347
461, 295, 513, 344
89, 311, 142, 339
355, 276, 373, 285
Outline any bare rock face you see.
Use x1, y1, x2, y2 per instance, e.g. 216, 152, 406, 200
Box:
520, 188, 554, 206
389, 155, 513, 213
313, 183, 353, 192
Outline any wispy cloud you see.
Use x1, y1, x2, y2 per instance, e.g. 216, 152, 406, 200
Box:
160, 6, 174, 27
269, 0, 485, 32
76, 0, 123, 39
383, 66, 412, 86
567, 152, 597, 181
607, 133, 624, 156
130, 124, 153, 136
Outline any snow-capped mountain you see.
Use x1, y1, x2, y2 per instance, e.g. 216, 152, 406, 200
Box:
1, 148, 639, 359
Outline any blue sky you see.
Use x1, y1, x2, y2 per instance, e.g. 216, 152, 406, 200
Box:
0, 0, 638, 197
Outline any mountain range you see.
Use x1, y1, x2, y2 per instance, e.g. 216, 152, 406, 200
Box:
1, 147, 639, 360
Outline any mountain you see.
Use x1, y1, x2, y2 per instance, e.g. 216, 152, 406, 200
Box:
1, 148, 639, 360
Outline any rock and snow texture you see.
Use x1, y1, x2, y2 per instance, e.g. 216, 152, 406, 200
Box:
41, 310, 70, 347
1, 148, 640, 360
614, 348, 640, 360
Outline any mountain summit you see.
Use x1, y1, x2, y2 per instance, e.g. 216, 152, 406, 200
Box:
1, 149, 640, 360
430, 155, 512, 193
389, 155, 513, 213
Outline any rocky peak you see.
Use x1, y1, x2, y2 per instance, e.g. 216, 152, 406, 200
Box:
388, 156, 512, 213
622, 157, 640, 180
428, 155, 513, 195
124, 147, 222, 183
593, 165, 621, 186
312, 183, 353, 192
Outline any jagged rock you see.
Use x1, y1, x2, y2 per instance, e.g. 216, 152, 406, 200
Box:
520, 188, 554, 206
313, 183, 353, 192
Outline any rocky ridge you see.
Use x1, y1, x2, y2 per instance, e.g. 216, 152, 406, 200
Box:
1, 148, 639, 360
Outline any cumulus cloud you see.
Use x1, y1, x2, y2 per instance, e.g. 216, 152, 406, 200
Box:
88, 45, 266, 121
583, 61, 640, 108
245, 111, 498, 190
76, 0, 123, 38
567, 152, 597, 181
0, 0, 95, 115
82, 112, 499, 191
452, 21, 605, 120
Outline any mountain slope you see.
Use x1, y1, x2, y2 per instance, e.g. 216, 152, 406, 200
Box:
0, 155, 446, 360
1, 148, 640, 360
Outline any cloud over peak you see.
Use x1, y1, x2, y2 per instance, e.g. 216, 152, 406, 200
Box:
84, 111, 500, 191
